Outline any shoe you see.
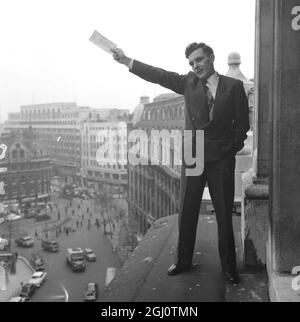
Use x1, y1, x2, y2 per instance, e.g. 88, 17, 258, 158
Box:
223, 271, 239, 285
167, 263, 192, 276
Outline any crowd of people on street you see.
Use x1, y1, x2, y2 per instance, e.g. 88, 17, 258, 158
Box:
31, 193, 128, 251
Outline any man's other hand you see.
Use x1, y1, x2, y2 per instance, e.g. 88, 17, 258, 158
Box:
112, 48, 132, 67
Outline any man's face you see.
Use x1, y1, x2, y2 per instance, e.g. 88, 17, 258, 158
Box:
188, 48, 215, 80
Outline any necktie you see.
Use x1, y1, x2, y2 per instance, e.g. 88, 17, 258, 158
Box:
202, 81, 214, 120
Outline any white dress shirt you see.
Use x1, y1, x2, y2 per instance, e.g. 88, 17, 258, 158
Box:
205, 72, 219, 99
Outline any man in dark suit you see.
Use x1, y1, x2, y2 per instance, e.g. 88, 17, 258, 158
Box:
113, 43, 249, 285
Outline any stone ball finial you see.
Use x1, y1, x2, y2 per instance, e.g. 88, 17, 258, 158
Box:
228, 52, 241, 65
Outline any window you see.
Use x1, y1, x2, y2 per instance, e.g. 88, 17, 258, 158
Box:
11, 150, 18, 160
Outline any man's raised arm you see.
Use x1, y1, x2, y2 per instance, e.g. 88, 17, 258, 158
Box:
112, 48, 187, 95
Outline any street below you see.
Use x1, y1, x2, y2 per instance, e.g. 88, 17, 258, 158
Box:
0, 192, 126, 302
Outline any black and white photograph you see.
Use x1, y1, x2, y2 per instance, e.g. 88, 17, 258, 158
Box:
0, 0, 300, 308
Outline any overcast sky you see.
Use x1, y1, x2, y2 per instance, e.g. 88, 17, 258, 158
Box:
0, 0, 255, 122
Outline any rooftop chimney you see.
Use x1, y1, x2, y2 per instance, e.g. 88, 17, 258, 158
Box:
226, 52, 252, 84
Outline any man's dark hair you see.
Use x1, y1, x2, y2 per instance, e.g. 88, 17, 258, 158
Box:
185, 42, 214, 59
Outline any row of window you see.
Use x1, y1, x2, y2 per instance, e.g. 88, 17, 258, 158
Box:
82, 159, 126, 168
143, 103, 185, 121
86, 170, 127, 181
8, 162, 50, 171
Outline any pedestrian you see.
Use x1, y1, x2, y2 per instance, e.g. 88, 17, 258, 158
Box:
35, 230, 38, 237
58, 211, 60, 221
112, 43, 249, 285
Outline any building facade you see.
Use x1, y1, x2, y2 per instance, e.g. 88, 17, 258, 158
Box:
81, 121, 128, 193
127, 93, 185, 236
0, 128, 51, 206
4, 103, 129, 186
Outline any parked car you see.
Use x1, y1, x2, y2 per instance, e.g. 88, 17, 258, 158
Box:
83, 282, 98, 302
34, 212, 51, 222
28, 271, 47, 287
19, 283, 35, 300
0, 237, 9, 250
24, 208, 36, 219
41, 239, 59, 252
6, 213, 22, 221
36, 202, 46, 211
9, 296, 26, 302
83, 248, 97, 262
15, 236, 34, 248
30, 253, 45, 271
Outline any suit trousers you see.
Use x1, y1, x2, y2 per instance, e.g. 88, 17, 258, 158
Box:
177, 155, 237, 273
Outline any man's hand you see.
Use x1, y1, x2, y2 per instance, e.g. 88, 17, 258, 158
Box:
112, 48, 132, 67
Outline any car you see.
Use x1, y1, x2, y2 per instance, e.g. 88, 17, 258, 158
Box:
83, 248, 97, 262
15, 236, 34, 247
19, 283, 35, 300
30, 253, 45, 271
41, 239, 59, 252
9, 296, 26, 302
34, 212, 51, 222
0, 237, 9, 250
28, 271, 47, 287
6, 213, 22, 221
83, 282, 98, 302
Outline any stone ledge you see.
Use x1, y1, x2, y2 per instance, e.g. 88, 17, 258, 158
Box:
245, 184, 269, 200
99, 215, 177, 302
241, 169, 269, 267
225, 270, 269, 302
242, 170, 269, 200
269, 272, 300, 302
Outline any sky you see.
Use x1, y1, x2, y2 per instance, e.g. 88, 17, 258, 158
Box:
0, 0, 256, 122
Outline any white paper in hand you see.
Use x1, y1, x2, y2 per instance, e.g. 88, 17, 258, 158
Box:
89, 30, 117, 54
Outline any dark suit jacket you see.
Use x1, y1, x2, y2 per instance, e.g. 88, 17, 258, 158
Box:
130, 60, 250, 163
